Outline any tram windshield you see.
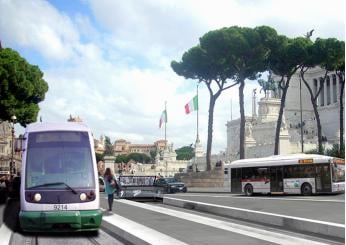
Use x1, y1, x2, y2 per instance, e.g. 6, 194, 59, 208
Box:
25, 131, 95, 189
332, 163, 345, 183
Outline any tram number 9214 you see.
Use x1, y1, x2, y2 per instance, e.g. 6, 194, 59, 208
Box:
53, 204, 68, 211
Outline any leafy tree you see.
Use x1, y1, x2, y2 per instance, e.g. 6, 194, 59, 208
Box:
115, 154, 128, 163
171, 45, 237, 170
175, 145, 194, 160
201, 26, 276, 159
104, 136, 114, 156
269, 36, 311, 155
0, 47, 48, 126
300, 38, 344, 154
172, 26, 275, 168
127, 153, 151, 163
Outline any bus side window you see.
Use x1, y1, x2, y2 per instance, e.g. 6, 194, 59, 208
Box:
284, 166, 292, 178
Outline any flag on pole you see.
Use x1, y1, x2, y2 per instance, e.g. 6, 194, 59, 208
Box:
185, 95, 198, 114
159, 110, 167, 128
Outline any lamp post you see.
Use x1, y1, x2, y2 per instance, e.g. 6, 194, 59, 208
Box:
10, 115, 17, 175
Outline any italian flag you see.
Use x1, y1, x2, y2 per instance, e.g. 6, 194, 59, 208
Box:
159, 110, 167, 128
185, 95, 198, 114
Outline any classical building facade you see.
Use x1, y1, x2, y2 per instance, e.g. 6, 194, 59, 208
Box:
226, 67, 344, 160
113, 139, 166, 156
0, 121, 22, 175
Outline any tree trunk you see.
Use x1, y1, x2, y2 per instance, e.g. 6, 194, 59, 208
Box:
274, 81, 289, 155
301, 71, 328, 154
340, 79, 345, 152
206, 93, 219, 171
239, 80, 245, 159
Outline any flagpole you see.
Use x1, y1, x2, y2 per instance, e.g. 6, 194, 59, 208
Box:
165, 101, 167, 149
196, 84, 199, 142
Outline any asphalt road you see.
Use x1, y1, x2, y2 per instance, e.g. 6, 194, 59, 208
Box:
99, 194, 343, 245
168, 193, 345, 224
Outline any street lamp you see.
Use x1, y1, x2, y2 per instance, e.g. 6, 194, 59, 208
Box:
10, 115, 16, 175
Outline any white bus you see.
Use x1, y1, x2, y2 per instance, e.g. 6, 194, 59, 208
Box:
224, 154, 345, 196
19, 122, 102, 232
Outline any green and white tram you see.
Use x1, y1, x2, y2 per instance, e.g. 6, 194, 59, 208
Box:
19, 122, 102, 232
224, 154, 345, 196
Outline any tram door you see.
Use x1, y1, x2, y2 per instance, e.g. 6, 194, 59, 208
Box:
315, 164, 332, 192
270, 167, 283, 192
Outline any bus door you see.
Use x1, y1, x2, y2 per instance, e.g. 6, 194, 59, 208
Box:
231, 168, 242, 193
315, 164, 331, 192
270, 167, 283, 192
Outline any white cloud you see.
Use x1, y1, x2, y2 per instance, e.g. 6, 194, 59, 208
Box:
3, 0, 344, 154
0, 0, 80, 60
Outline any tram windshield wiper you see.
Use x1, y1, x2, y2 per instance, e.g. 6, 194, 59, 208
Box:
28, 182, 78, 194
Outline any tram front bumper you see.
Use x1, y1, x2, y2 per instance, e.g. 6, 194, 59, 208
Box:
19, 209, 102, 232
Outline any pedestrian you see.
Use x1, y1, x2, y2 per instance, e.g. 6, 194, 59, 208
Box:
104, 168, 118, 211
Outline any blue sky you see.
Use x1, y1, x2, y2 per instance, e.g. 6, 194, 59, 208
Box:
0, 0, 344, 153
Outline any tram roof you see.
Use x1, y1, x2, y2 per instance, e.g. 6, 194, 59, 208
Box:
25, 122, 91, 133
228, 154, 334, 168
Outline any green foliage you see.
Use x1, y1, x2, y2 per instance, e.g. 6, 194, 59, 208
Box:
95, 153, 104, 162
104, 136, 114, 156
305, 144, 344, 159
150, 149, 157, 161
326, 144, 345, 159
312, 38, 345, 71
115, 154, 128, 163
175, 145, 194, 160
127, 153, 151, 163
0, 48, 49, 126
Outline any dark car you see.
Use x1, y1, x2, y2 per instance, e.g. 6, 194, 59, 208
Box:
155, 177, 187, 193
99, 176, 105, 192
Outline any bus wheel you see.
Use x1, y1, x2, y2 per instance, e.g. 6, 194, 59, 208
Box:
301, 183, 312, 196
244, 184, 253, 196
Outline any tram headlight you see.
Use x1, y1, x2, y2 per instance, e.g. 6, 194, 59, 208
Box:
34, 193, 41, 202
80, 193, 87, 201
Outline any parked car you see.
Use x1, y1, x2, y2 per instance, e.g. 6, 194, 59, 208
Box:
155, 177, 187, 193
99, 176, 105, 192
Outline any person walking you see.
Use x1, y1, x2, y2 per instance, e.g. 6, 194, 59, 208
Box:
104, 168, 117, 211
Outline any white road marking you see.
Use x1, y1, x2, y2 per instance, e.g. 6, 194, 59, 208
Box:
115, 199, 332, 245
172, 193, 345, 203
0, 222, 12, 245
101, 208, 188, 245
165, 196, 345, 227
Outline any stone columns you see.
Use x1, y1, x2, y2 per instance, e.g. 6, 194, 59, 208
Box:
328, 76, 332, 105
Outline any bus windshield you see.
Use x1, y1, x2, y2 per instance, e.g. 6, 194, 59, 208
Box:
25, 131, 95, 189
332, 163, 345, 183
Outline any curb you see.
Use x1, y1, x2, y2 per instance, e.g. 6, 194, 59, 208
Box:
163, 196, 345, 240
101, 219, 145, 245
